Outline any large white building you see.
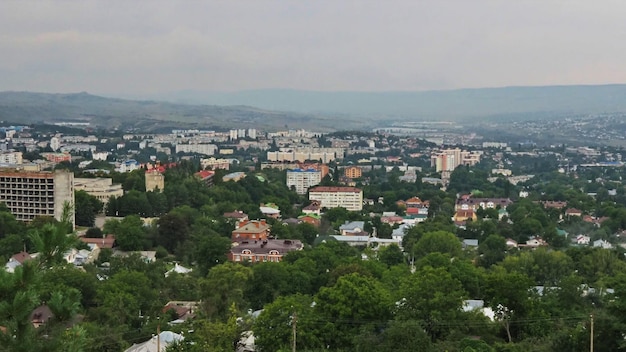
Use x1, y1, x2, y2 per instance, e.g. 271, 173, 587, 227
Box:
175, 143, 217, 156
308, 186, 363, 211
0, 169, 74, 225
286, 169, 322, 195
0, 151, 23, 165
73, 178, 123, 205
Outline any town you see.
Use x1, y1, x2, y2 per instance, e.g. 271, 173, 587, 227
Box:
0, 119, 626, 351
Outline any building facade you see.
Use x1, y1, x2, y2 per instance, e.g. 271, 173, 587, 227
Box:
73, 178, 123, 205
344, 166, 362, 179
145, 171, 165, 192
308, 186, 363, 211
286, 169, 322, 195
0, 169, 74, 225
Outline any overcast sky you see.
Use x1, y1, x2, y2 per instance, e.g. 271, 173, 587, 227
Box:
1, 1, 625, 95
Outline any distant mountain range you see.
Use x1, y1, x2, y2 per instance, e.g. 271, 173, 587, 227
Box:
0, 91, 350, 132
145, 84, 626, 120
1, 85, 626, 133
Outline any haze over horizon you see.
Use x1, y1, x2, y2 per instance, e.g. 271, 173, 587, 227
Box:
1, 1, 625, 96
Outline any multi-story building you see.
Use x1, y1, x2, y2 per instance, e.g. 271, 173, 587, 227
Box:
308, 186, 363, 211
40, 152, 72, 163
286, 169, 322, 195
0, 169, 74, 225
248, 129, 257, 139
431, 148, 482, 172
0, 151, 23, 165
200, 157, 231, 170
344, 166, 362, 179
145, 170, 165, 192
73, 178, 123, 205
175, 143, 217, 156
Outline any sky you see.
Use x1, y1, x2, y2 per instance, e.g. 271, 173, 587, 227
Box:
1, 1, 625, 95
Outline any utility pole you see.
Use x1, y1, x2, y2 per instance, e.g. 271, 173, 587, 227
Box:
590, 313, 594, 352
292, 310, 297, 352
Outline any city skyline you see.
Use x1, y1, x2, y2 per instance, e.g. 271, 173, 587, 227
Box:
1, 1, 625, 95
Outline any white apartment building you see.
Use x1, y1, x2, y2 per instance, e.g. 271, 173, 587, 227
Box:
248, 129, 257, 139
308, 186, 363, 211
431, 148, 481, 172
73, 178, 124, 205
286, 169, 322, 195
175, 143, 217, 156
200, 157, 231, 170
267, 148, 344, 163
0, 169, 74, 225
0, 151, 23, 165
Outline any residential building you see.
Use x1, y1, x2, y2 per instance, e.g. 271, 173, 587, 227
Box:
260, 203, 281, 219
302, 200, 322, 215
194, 170, 215, 187
223, 172, 246, 182
175, 143, 217, 156
0, 169, 74, 225
232, 220, 271, 242
308, 186, 363, 211
200, 157, 231, 170
40, 152, 71, 163
455, 196, 513, 211
73, 178, 123, 205
229, 239, 303, 263
145, 170, 165, 192
286, 169, 322, 194
339, 221, 366, 236
0, 151, 22, 165
344, 166, 362, 179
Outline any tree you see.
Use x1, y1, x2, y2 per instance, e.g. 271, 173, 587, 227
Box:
105, 215, 147, 251
398, 266, 466, 341
378, 244, 405, 267
478, 234, 507, 268
157, 212, 190, 253
74, 190, 103, 227
413, 231, 462, 258
199, 263, 252, 320
315, 273, 393, 349
254, 294, 322, 351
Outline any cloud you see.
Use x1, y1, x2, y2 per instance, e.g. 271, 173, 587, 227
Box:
1, 1, 626, 94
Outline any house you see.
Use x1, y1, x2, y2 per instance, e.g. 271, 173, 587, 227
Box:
302, 200, 322, 215
80, 234, 116, 249
339, 221, 366, 236
224, 211, 249, 224
575, 235, 590, 245
453, 209, 477, 224
593, 239, 613, 249
392, 223, 412, 242
525, 237, 548, 248
455, 197, 513, 211
405, 196, 424, 208
5, 251, 34, 273
565, 208, 583, 217
229, 239, 303, 263
298, 213, 321, 227
506, 238, 518, 248
165, 263, 193, 277
124, 331, 184, 352
462, 239, 479, 249
259, 203, 281, 219
162, 301, 198, 324
540, 200, 568, 210
331, 235, 401, 247
380, 215, 404, 225
232, 220, 271, 242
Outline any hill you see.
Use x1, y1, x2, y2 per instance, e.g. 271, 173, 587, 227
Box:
0, 91, 357, 132
152, 84, 626, 121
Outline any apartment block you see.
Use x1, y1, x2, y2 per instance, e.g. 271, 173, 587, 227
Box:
145, 171, 165, 192
308, 186, 363, 211
286, 169, 322, 194
175, 143, 217, 156
0, 170, 74, 225
344, 166, 363, 179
